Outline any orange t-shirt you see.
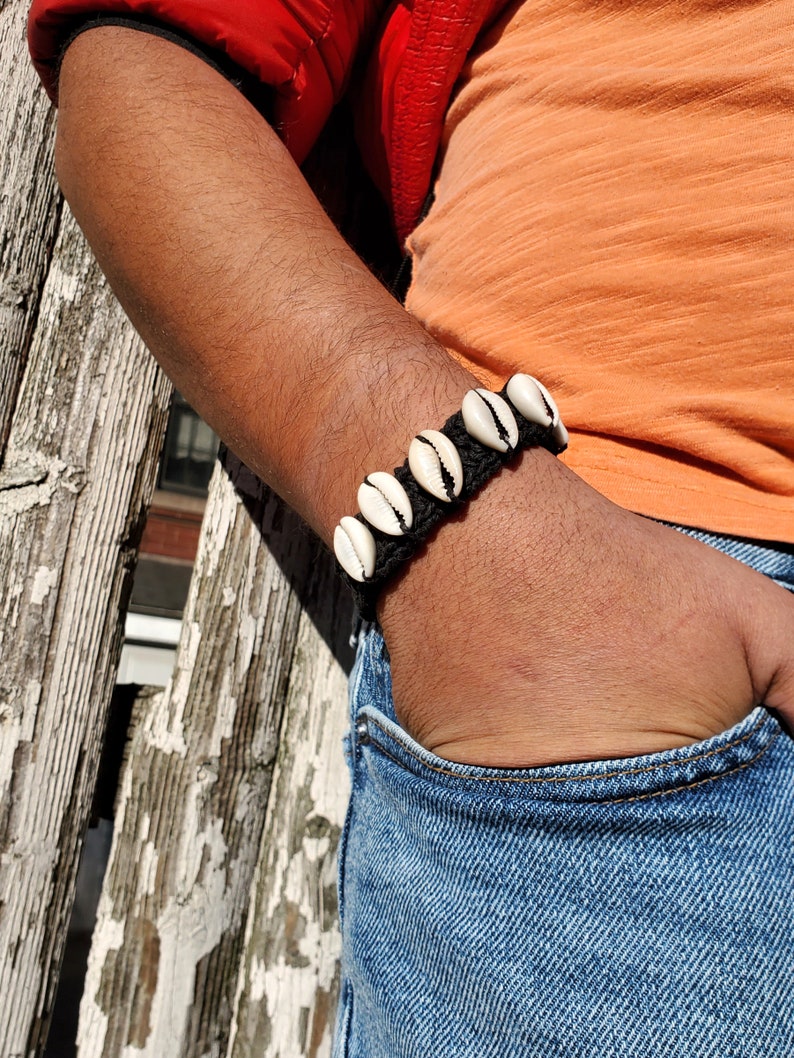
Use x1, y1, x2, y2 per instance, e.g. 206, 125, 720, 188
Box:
405, 0, 794, 543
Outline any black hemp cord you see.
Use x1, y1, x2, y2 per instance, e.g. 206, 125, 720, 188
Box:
341, 383, 565, 620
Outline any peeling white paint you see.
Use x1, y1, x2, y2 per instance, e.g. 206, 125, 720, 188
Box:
0, 477, 58, 520
0, 445, 50, 489
234, 612, 257, 680
139, 841, 158, 898
176, 801, 229, 906
185, 620, 202, 662
0, 454, 84, 519
222, 586, 236, 608
112, 756, 135, 836
140, 818, 231, 1055
167, 620, 202, 711
77, 913, 126, 1052
138, 813, 152, 843
209, 671, 237, 759
301, 835, 331, 861
261, 912, 342, 1047
197, 477, 239, 580
248, 955, 268, 1004
30, 565, 56, 606
89, 913, 126, 964
22, 680, 41, 742
234, 781, 253, 824
48, 259, 80, 303
0, 707, 22, 798
144, 685, 188, 759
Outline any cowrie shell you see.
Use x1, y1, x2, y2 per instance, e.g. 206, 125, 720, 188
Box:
333, 516, 376, 582
533, 378, 561, 428
462, 389, 519, 452
408, 430, 463, 502
552, 419, 569, 449
358, 472, 413, 535
506, 373, 558, 428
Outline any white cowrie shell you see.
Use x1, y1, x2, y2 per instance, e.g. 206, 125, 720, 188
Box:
506, 373, 557, 428
333, 516, 376, 582
358, 472, 413, 535
532, 377, 561, 428
552, 419, 569, 448
408, 430, 463, 502
462, 389, 519, 452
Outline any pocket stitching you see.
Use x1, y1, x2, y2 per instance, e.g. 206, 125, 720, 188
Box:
593, 733, 780, 804
365, 711, 772, 786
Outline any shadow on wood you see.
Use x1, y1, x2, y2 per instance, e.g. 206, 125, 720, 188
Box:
220, 445, 357, 677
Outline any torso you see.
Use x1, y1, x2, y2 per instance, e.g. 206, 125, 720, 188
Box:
405, 0, 794, 541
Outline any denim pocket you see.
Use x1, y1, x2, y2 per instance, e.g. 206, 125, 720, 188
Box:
340, 604, 794, 1055
349, 626, 790, 806
341, 699, 794, 1057
356, 703, 787, 807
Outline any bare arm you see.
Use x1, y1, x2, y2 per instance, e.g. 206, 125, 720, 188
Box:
56, 27, 794, 766
55, 26, 475, 537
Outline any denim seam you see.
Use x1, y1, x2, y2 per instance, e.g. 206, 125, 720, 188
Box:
367, 728, 780, 802
593, 732, 780, 804
364, 712, 770, 785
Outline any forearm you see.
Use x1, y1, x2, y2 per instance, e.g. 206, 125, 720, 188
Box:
55, 26, 477, 540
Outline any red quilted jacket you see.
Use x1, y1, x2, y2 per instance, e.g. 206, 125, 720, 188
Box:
28, 0, 503, 242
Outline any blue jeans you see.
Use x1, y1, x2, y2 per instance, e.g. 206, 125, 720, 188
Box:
335, 529, 794, 1057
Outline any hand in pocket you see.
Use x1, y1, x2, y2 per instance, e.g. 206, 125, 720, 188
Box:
378, 452, 794, 768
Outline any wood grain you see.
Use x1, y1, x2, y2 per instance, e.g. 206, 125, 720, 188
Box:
0, 199, 171, 1055
78, 460, 352, 1058
0, 1, 62, 455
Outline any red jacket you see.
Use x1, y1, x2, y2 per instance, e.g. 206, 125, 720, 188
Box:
28, 0, 502, 242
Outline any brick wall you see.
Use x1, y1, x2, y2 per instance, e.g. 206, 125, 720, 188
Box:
140, 503, 203, 562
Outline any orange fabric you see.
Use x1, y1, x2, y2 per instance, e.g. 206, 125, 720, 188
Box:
406, 0, 794, 543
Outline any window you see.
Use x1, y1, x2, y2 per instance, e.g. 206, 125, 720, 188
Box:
158, 393, 219, 496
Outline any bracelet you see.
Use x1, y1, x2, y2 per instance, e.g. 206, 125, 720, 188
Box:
333, 374, 568, 619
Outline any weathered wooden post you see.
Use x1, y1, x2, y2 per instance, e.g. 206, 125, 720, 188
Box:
1, 3, 58, 450
0, 117, 172, 1058
0, 4, 172, 1050
76, 457, 352, 1057
228, 545, 352, 1058
2, 6, 356, 1052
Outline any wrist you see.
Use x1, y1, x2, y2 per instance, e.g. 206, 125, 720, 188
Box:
331, 374, 567, 616
298, 346, 475, 541
376, 444, 565, 627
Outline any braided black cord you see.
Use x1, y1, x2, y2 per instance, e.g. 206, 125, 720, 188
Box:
338, 383, 566, 620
